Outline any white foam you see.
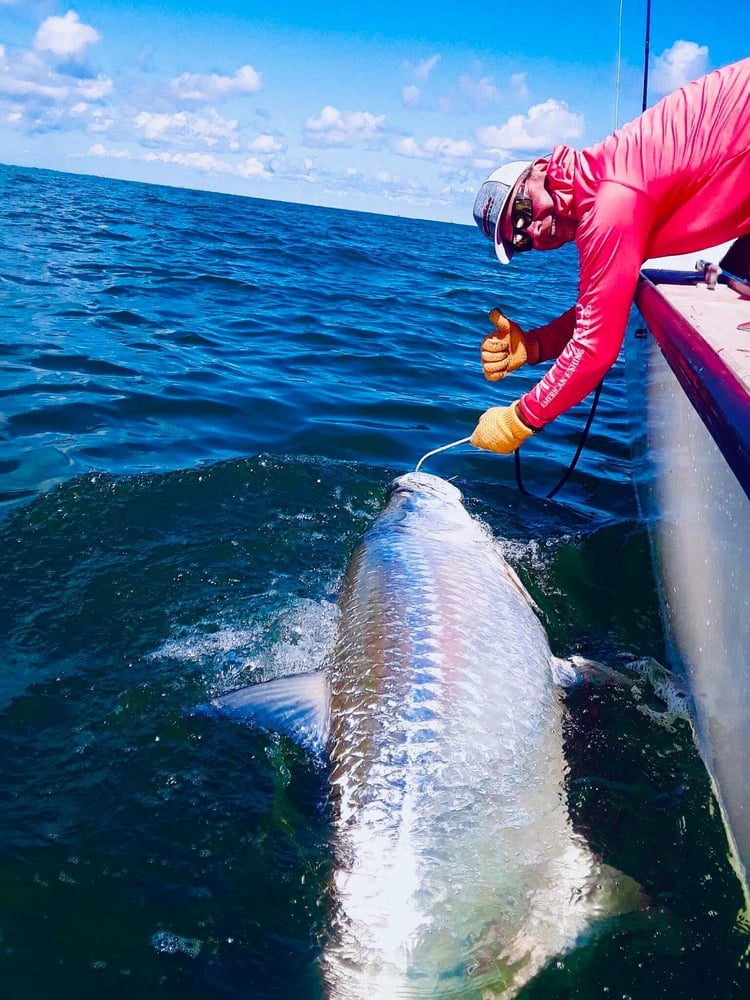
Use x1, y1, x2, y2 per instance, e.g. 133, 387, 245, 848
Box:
625, 656, 694, 730
151, 930, 202, 958
150, 597, 341, 694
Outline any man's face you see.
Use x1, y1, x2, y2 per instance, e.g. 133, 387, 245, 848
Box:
499, 160, 578, 255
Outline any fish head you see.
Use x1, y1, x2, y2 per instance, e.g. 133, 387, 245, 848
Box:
387, 471, 463, 509
381, 472, 473, 534
390, 471, 463, 502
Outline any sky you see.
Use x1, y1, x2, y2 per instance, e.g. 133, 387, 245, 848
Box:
0, 1, 747, 223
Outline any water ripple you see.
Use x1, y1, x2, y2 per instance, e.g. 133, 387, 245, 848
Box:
0, 162, 630, 523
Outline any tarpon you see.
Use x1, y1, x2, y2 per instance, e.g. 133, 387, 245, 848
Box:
200, 472, 641, 998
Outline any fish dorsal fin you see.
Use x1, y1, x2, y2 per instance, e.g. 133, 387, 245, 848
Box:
200, 669, 331, 754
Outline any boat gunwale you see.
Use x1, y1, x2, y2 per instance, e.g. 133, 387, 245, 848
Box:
635, 270, 750, 502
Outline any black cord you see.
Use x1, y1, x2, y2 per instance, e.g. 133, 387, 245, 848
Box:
514, 379, 605, 500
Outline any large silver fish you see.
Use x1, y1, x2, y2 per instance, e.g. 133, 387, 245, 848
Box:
202, 472, 640, 998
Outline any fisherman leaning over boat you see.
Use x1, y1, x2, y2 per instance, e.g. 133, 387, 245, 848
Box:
470, 56, 750, 454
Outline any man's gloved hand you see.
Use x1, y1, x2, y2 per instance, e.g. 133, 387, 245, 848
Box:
470, 401, 535, 455
480, 308, 540, 381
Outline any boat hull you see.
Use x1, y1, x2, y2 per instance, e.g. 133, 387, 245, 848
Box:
625, 274, 750, 888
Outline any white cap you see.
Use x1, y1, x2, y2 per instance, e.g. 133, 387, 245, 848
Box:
472, 161, 531, 264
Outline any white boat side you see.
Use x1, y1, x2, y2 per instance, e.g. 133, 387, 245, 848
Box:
625, 239, 750, 891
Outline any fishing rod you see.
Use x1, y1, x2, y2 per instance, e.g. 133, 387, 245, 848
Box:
417, 0, 648, 493
642, 0, 652, 113
509, 0, 653, 495
516, 0, 653, 495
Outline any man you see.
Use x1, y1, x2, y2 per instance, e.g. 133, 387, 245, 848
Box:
470, 57, 750, 455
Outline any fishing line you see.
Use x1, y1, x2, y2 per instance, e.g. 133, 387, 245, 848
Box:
414, 436, 472, 474
415, 378, 603, 496
514, 378, 604, 500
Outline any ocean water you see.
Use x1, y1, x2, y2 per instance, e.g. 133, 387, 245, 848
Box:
1, 161, 748, 998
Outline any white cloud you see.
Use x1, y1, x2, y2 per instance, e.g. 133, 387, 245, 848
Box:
0, 13, 111, 136
142, 149, 272, 180
133, 108, 239, 148
399, 54, 441, 110
34, 11, 100, 59
144, 150, 233, 173
394, 136, 424, 158
651, 40, 709, 95
510, 72, 529, 101
133, 110, 187, 140
0, 75, 68, 100
86, 108, 114, 132
236, 156, 271, 179
401, 54, 440, 83
89, 142, 131, 159
459, 74, 499, 108
0, 43, 114, 135
394, 134, 473, 161
414, 55, 440, 82
76, 75, 113, 101
171, 64, 262, 102
303, 105, 386, 147
423, 136, 473, 159
249, 133, 285, 154
402, 84, 421, 108
477, 99, 584, 154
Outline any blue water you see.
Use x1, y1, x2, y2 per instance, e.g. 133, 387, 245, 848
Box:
1, 162, 748, 997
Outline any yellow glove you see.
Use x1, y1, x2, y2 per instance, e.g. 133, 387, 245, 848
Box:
480, 308, 540, 382
470, 402, 535, 455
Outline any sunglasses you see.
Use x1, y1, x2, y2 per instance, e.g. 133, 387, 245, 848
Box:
510, 184, 534, 252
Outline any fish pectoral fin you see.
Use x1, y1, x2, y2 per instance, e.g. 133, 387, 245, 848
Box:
579, 860, 652, 920
550, 655, 637, 690
196, 669, 331, 754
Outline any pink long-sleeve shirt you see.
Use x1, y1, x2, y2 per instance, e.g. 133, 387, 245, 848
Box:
517, 57, 750, 430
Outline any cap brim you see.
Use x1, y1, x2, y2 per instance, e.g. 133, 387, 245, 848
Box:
473, 159, 533, 265
494, 225, 513, 265
491, 190, 514, 265
473, 166, 526, 265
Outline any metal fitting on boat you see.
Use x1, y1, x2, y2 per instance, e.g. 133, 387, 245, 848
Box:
694, 259, 719, 288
